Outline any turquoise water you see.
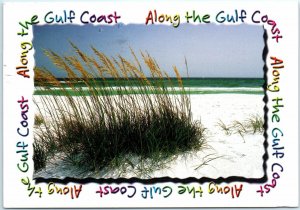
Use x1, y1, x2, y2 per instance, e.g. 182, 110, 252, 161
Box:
57, 77, 264, 87
180, 78, 263, 88
181, 78, 264, 94
36, 78, 265, 95
82, 78, 264, 94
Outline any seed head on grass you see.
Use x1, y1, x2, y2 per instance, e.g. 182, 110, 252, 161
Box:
34, 114, 44, 127
33, 43, 206, 177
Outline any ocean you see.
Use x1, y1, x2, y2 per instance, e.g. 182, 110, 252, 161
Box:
34, 78, 264, 95
180, 78, 264, 94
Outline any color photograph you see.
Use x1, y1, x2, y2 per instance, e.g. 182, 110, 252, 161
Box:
32, 24, 265, 180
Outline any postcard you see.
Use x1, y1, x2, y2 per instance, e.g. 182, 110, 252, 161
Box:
2, 0, 298, 208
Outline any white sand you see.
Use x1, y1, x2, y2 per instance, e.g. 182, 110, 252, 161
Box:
33, 94, 265, 179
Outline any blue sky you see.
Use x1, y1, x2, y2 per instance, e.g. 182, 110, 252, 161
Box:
33, 24, 264, 78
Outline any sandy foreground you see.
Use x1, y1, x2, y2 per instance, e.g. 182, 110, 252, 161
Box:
33, 94, 265, 179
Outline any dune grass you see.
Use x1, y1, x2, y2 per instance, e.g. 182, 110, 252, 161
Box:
32, 142, 47, 171
246, 114, 264, 134
33, 43, 206, 176
217, 114, 264, 142
216, 120, 232, 136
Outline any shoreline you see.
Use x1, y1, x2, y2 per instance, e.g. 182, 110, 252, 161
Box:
33, 86, 264, 96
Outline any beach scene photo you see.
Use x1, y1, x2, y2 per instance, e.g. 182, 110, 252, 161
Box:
32, 24, 266, 180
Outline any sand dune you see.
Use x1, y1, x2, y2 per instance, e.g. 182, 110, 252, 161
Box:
33, 94, 265, 179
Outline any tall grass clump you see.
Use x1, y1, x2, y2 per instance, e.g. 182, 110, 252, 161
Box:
33, 43, 206, 176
